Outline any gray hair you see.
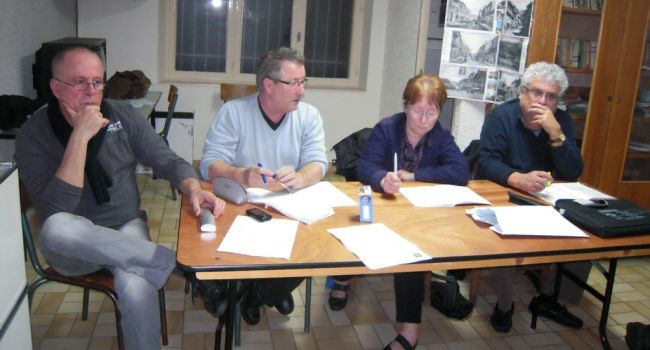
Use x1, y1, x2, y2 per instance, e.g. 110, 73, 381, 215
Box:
521, 62, 569, 96
256, 47, 305, 91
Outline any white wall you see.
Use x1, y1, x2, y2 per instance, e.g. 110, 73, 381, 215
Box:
379, 1, 422, 119
0, 0, 76, 97
77, 0, 430, 161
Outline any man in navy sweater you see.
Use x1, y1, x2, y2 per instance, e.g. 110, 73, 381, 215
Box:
478, 62, 585, 333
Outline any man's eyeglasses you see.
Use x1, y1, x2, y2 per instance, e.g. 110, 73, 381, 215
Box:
522, 85, 560, 104
270, 77, 308, 88
54, 78, 105, 91
407, 107, 438, 119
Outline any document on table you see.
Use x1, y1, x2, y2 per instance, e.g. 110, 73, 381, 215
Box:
327, 223, 432, 270
217, 215, 299, 259
400, 184, 491, 207
466, 206, 588, 237
532, 182, 614, 205
247, 181, 356, 224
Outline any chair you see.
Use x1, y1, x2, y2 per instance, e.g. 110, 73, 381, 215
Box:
331, 128, 373, 181
158, 84, 179, 200
220, 83, 257, 102
20, 184, 168, 349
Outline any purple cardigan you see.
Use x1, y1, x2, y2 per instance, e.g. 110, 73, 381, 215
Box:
356, 113, 470, 193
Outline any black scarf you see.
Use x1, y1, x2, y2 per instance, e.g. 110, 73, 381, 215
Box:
48, 98, 113, 204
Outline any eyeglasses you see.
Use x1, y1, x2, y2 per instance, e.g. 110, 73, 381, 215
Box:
270, 77, 308, 88
54, 78, 105, 91
407, 106, 438, 119
522, 85, 560, 104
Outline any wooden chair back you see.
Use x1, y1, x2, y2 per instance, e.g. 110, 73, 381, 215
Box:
220, 84, 257, 102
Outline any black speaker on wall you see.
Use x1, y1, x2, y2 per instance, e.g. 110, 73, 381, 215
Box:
32, 37, 107, 106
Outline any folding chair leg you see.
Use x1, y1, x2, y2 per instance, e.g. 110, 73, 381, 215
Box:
170, 184, 177, 201
82, 288, 90, 320
101, 292, 124, 350
159, 288, 168, 345
27, 277, 50, 308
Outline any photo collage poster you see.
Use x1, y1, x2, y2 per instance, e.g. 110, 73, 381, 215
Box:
439, 0, 533, 103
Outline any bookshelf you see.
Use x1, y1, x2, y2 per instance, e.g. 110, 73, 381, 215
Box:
528, 0, 650, 208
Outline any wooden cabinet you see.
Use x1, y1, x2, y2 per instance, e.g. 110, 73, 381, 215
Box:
528, 0, 650, 208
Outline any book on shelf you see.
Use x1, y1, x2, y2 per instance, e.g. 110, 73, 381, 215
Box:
556, 38, 597, 69
563, 0, 602, 10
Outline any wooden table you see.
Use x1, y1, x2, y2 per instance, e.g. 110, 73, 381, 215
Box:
176, 180, 650, 349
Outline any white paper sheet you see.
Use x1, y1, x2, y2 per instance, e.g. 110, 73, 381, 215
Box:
247, 181, 355, 224
217, 216, 299, 259
532, 182, 614, 205
327, 223, 432, 270
400, 184, 491, 207
466, 206, 588, 237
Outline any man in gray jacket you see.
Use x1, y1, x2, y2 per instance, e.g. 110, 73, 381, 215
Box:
15, 47, 225, 350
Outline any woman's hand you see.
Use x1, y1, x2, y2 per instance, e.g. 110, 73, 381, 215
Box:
380, 172, 401, 194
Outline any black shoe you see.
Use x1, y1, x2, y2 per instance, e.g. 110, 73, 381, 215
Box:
626, 322, 650, 350
490, 303, 514, 333
194, 279, 228, 318
529, 294, 583, 329
382, 334, 417, 350
430, 279, 473, 320
273, 294, 294, 315
328, 282, 350, 311
241, 284, 262, 325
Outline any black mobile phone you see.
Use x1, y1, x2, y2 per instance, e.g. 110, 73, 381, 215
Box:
246, 208, 272, 222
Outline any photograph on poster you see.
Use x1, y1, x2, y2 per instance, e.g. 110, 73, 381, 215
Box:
445, 0, 495, 32
439, 0, 534, 103
497, 36, 528, 72
500, 0, 534, 37
444, 30, 499, 68
485, 70, 521, 102
439, 64, 487, 101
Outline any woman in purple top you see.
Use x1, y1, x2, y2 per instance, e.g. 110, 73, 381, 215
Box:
330, 74, 470, 350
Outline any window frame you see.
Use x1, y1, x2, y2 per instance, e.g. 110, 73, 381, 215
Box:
161, 0, 369, 89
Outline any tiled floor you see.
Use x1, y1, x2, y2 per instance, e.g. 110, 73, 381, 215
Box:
25, 175, 646, 349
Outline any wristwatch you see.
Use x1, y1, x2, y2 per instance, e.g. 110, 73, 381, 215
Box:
549, 133, 566, 147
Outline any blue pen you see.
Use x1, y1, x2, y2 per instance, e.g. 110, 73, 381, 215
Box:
257, 162, 267, 183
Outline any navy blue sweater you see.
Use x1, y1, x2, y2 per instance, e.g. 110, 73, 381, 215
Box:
357, 112, 469, 193
477, 99, 583, 186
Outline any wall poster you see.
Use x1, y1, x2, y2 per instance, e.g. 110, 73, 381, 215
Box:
439, 0, 534, 103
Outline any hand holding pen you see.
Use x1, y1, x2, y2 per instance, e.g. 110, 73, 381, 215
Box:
380, 153, 401, 194
245, 163, 275, 187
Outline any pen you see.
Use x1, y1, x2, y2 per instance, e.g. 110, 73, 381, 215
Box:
257, 162, 267, 183
394, 152, 398, 173
546, 171, 553, 187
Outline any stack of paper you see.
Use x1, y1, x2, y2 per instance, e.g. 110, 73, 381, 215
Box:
327, 223, 432, 269
467, 206, 588, 237
532, 182, 614, 205
247, 181, 356, 224
400, 184, 491, 207
217, 216, 299, 259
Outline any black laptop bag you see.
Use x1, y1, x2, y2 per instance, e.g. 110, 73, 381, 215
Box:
555, 199, 650, 238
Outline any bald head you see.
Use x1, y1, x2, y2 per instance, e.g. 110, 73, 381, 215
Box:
51, 47, 104, 79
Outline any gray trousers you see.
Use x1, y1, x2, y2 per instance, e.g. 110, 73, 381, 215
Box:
492, 261, 591, 311
40, 212, 176, 350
